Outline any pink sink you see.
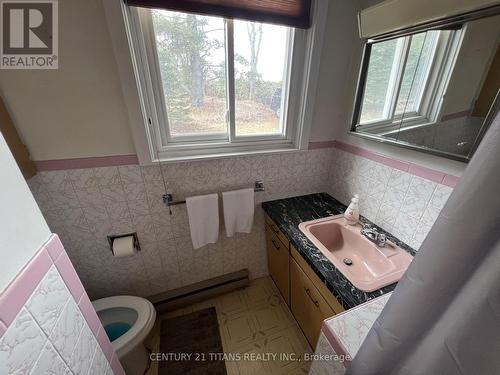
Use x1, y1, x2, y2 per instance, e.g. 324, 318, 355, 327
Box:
298, 215, 412, 292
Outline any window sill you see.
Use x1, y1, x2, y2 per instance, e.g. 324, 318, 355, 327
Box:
149, 143, 301, 164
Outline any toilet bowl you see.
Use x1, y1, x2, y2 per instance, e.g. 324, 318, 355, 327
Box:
92, 296, 156, 375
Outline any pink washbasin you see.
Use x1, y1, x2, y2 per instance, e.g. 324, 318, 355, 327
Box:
298, 215, 412, 292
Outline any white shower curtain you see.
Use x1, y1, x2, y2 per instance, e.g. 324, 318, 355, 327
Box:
346, 113, 500, 375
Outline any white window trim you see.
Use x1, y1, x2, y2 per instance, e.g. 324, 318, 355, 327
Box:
356, 28, 463, 135
102, 0, 328, 164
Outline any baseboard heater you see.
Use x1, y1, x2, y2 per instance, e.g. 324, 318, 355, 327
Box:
148, 269, 249, 313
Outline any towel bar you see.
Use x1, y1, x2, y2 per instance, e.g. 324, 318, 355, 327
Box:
162, 180, 264, 208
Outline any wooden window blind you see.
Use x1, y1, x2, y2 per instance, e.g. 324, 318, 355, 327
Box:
125, 0, 312, 28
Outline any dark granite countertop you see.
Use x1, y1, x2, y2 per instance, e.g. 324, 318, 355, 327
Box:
261, 193, 416, 310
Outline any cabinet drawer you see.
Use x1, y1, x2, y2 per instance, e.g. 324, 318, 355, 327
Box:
265, 214, 289, 248
266, 225, 290, 305
290, 257, 335, 347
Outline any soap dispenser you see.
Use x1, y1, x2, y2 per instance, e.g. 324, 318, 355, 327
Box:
344, 194, 360, 225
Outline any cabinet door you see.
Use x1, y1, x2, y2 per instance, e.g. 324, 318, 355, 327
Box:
266, 225, 290, 305
291, 246, 344, 314
290, 258, 335, 347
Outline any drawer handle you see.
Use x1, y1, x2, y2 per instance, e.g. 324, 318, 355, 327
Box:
304, 288, 319, 307
270, 225, 279, 234
271, 239, 280, 251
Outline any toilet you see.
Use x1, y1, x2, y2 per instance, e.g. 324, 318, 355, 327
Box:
92, 296, 156, 375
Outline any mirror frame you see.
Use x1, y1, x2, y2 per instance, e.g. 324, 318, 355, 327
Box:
350, 4, 500, 163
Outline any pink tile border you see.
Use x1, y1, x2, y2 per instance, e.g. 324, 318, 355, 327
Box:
54, 250, 85, 302
441, 109, 470, 122
407, 164, 445, 184
0, 245, 52, 327
97, 325, 115, 362
35, 154, 139, 171
0, 320, 7, 337
442, 174, 459, 187
45, 234, 64, 261
308, 140, 336, 149
310, 140, 460, 187
34, 141, 459, 188
111, 353, 125, 375
321, 321, 352, 368
78, 292, 101, 336
333, 140, 411, 172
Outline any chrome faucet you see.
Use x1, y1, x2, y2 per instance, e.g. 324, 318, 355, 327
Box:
360, 224, 386, 247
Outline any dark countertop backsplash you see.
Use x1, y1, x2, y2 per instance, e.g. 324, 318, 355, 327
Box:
262, 192, 416, 310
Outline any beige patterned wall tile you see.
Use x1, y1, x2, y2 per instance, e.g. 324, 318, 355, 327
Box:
31, 150, 342, 299
328, 148, 455, 250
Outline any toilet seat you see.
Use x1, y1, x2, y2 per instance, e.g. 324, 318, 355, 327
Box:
92, 296, 156, 357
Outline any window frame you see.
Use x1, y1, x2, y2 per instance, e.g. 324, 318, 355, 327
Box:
353, 28, 462, 134
120, 1, 327, 162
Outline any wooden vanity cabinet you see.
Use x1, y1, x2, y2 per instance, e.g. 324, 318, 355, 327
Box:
265, 220, 290, 305
265, 214, 345, 347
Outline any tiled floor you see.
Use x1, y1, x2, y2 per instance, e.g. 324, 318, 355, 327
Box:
145, 277, 312, 375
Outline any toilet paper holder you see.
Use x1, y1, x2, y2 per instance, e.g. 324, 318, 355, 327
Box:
107, 232, 141, 254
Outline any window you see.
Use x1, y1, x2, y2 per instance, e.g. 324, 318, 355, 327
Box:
123, 3, 326, 161
233, 19, 290, 137
151, 11, 290, 140
152, 11, 228, 140
356, 29, 461, 131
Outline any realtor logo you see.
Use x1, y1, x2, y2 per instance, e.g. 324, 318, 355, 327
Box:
1, 0, 58, 69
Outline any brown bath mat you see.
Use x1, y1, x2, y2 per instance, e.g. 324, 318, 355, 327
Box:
159, 307, 227, 375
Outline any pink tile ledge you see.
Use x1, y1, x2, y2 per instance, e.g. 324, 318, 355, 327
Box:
54, 250, 85, 302
408, 164, 445, 184
35, 154, 139, 171
321, 321, 352, 367
0, 320, 7, 338
337, 140, 412, 172
78, 292, 101, 336
45, 234, 64, 261
442, 174, 460, 187
0, 244, 52, 326
111, 353, 126, 375
97, 325, 115, 362
308, 140, 336, 149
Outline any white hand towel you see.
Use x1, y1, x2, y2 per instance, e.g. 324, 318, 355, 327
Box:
186, 193, 219, 249
222, 188, 254, 237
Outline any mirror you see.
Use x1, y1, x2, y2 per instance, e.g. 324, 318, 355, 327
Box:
351, 12, 500, 162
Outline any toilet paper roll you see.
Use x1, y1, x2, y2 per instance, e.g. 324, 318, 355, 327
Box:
112, 236, 136, 258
